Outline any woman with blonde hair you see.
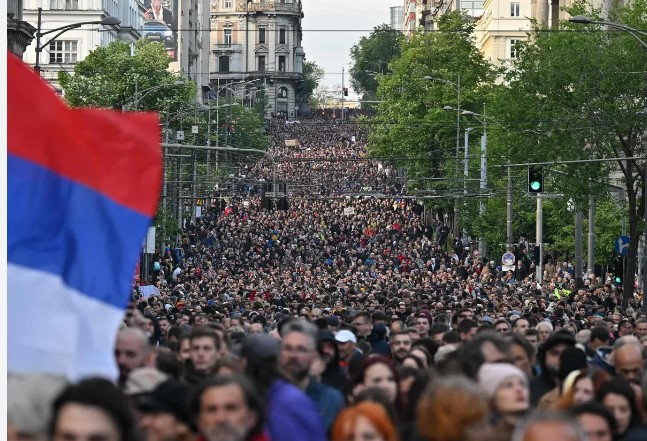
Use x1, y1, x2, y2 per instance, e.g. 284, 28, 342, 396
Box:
553, 368, 610, 411
331, 401, 400, 441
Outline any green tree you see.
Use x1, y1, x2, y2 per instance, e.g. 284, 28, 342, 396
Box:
487, 0, 647, 295
302, 61, 325, 107
368, 12, 494, 217
59, 39, 194, 114
349, 24, 404, 99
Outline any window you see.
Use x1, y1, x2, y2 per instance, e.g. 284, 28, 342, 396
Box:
219, 55, 230, 72
510, 2, 520, 16
224, 0, 232, 7
258, 27, 266, 44
509, 39, 519, 58
278, 55, 286, 72
279, 28, 287, 44
223, 28, 232, 45
48, 40, 78, 64
258, 55, 266, 72
278, 87, 288, 98
50, 0, 78, 9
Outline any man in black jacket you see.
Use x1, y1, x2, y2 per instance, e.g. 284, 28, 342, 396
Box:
529, 330, 575, 405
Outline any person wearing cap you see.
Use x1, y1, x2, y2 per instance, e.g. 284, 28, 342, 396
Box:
137, 380, 193, 441
317, 329, 347, 392
335, 329, 359, 370
478, 362, 530, 440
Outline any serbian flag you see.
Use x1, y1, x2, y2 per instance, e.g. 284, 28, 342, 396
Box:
7, 53, 162, 380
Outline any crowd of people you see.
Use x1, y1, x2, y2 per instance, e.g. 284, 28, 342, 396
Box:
9, 113, 647, 441
248, 116, 405, 196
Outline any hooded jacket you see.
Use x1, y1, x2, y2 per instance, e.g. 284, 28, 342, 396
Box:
529, 331, 575, 405
366, 323, 390, 356
318, 330, 348, 392
590, 346, 614, 375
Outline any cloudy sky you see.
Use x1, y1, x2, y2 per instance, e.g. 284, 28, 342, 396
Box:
301, 0, 398, 87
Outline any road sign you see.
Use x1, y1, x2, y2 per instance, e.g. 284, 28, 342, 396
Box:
615, 236, 630, 256
502, 251, 515, 271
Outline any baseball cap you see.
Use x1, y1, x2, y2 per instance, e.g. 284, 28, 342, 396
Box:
136, 380, 191, 424
124, 368, 168, 396
335, 330, 357, 344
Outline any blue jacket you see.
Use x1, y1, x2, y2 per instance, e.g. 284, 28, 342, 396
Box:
266, 379, 326, 441
306, 379, 346, 432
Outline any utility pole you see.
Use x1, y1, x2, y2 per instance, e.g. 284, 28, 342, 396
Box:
341, 67, 345, 121
479, 127, 487, 259
575, 207, 584, 289
536, 194, 543, 283
587, 196, 595, 277
643, 172, 647, 313
506, 166, 513, 251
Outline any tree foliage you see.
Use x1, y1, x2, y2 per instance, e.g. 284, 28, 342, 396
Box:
59, 39, 194, 114
349, 24, 404, 98
486, 0, 647, 293
302, 61, 325, 106
368, 11, 494, 201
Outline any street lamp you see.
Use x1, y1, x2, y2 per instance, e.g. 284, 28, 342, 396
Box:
426, 74, 461, 238
461, 109, 499, 259
34, 7, 120, 74
571, 16, 647, 310
125, 80, 185, 111
569, 15, 647, 50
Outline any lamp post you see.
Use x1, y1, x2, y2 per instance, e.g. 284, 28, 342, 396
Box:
570, 15, 647, 50
126, 79, 185, 111
571, 15, 647, 310
462, 110, 492, 259
425, 75, 461, 238
34, 7, 120, 74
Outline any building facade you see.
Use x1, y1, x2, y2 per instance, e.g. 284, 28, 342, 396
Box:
209, 0, 304, 118
474, 0, 532, 67
422, 0, 484, 32
390, 6, 403, 31
176, 0, 211, 102
22, 0, 143, 90
9, 0, 37, 58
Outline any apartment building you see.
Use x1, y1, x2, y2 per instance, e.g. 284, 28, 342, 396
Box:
22, 0, 143, 90
474, 0, 532, 67
210, 0, 305, 118
390, 6, 403, 31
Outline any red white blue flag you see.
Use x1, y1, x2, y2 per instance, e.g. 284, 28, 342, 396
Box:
7, 52, 162, 380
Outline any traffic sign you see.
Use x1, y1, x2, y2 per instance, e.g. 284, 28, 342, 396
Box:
615, 235, 630, 256
502, 251, 515, 271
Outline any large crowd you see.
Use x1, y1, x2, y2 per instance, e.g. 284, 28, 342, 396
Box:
9, 113, 647, 441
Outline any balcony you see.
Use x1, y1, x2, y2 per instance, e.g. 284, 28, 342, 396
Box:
213, 43, 243, 52
237, 1, 300, 13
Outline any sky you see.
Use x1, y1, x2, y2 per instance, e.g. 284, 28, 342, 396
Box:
301, 0, 398, 89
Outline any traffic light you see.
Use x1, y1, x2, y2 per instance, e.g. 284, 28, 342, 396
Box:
343, 87, 348, 97
613, 257, 624, 284
528, 167, 544, 193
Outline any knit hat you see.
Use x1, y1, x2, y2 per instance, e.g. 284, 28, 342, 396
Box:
478, 363, 528, 397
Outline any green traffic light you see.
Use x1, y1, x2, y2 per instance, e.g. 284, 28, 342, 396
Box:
615, 276, 621, 283
530, 181, 541, 191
